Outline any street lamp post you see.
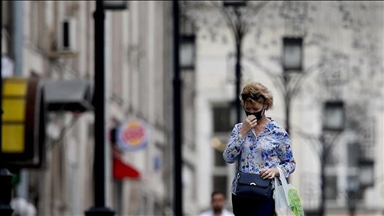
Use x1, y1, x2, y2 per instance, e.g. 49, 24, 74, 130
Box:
282, 37, 303, 135
85, 1, 113, 215
173, 0, 183, 215
0, 1, 15, 215
223, 0, 246, 125
346, 176, 360, 216
85, 1, 127, 215
319, 101, 345, 216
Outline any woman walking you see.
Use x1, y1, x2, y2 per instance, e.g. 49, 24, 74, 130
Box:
223, 81, 296, 216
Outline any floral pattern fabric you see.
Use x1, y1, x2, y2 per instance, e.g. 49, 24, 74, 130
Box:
223, 117, 296, 195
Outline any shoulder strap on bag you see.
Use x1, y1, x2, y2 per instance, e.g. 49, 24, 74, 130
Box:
237, 152, 241, 174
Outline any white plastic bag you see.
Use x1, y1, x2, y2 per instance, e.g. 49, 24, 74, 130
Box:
274, 173, 295, 216
274, 168, 304, 216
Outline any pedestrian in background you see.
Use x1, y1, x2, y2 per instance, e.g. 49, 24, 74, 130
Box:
223, 81, 296, 216
199, 191, 234, 216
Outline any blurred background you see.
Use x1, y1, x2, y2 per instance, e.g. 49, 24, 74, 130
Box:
0, 1, 383, 216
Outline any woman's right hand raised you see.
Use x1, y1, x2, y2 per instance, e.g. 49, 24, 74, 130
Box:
239, 115, 257, 137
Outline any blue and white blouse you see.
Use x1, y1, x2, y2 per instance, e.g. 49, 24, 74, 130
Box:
223, 117, 296, 195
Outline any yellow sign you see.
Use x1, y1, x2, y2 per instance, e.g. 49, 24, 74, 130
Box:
2, 78, 28, 153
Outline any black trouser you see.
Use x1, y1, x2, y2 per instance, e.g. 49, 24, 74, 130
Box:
232, 193, 275, 216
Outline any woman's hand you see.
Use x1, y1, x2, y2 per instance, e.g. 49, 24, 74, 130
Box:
260, 168, 279, 179
240, 115, 257, 136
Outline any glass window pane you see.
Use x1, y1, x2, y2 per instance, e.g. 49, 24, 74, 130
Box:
347, 175, 363, 200
213, 175, 228, 195
325, 152, 336, 166
213, 105, 232, 132
154, 202, 162, 216
138, 196, 148, 215
214, 148, 226, 167
348, 143, 359, 167
325, 175, 337, 200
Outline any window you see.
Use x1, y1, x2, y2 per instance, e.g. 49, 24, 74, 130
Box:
346, 175, 363, 200
214, 148, 226, 167
213, 175, 228, 195
2, 1, 10, 54
212, 104, 232, 199
359, 118, 375, 161
113, 180, 123, 215
2, 1, 9, 26
325, 150, 337, 166
213, 104, 232, 133
30, 2, 46, 49
110, 12, 124, 103
347, 143, 360, 167
154, 201, 163, 216
138, 195, 149, 216
325, 175, 338, 200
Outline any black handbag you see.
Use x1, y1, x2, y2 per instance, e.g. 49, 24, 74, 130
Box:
235, 149, 273, 199
235, 171, 273, 200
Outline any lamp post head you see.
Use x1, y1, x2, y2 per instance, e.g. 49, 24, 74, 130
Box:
223, 0, 247, 7
323, 101, 345, 132
358, 159, 374, 188
282, 37, 303, 72
103, 0, 128, 10
180, 35, 196, 70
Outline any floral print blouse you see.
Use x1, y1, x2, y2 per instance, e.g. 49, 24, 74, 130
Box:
223, 117, 296, 195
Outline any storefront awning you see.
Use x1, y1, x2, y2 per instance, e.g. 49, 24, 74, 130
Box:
44, 80, 93, 112
113, 155, 141, 180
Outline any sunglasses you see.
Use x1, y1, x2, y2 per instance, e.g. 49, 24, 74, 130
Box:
240, 93, 263, 101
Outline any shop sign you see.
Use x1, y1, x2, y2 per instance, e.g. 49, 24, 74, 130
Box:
116, 118, 148, 151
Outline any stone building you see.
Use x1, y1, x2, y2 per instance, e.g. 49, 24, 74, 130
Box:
186, 1, 384, 215
2, 1, 199, 215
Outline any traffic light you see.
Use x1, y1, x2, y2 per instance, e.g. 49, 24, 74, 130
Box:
1, 77, 46, 169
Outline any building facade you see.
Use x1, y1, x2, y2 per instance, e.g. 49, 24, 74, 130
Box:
2, 1, 199, 215
187, 1, 384, 215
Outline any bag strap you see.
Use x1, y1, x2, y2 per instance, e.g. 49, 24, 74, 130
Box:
237, 151, 241, 174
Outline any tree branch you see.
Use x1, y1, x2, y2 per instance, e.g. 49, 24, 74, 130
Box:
242, 55, 286, 96
289, 62, 326, 99
243, 1, 270, 22
208, 1, 239, 40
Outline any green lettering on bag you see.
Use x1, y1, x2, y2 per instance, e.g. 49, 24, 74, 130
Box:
288, 188, 304, 216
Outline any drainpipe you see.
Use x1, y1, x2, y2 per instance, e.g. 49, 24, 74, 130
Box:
11, 1, 23, 76
11, 1, 28, 200
104, 10, 112, 209
9, 0, 30, 203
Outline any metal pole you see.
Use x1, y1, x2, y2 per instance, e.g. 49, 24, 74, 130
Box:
0, 1, 14, 215
11, 1, 23, 76
234, 9, 242, 124
85, 0, 114, 215
235, 39, 241, 124
347, 191, 356, 216
284, 76, 290, 135
173, 0, 183, 215
319, 135, 326, 216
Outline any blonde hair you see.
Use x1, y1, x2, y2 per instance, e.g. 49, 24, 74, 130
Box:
240, 81, 273, 110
